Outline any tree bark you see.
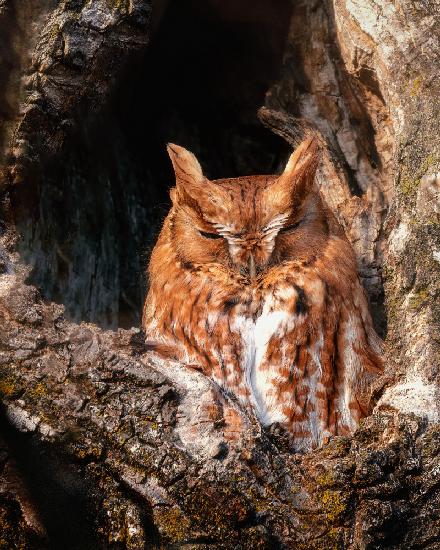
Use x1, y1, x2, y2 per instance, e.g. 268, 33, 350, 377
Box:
0, 1, 439, 548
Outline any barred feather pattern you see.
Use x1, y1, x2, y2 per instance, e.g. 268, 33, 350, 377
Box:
143, 140, 383, 451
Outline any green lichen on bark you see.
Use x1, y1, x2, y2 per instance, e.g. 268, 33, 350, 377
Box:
105, 0, 129, 13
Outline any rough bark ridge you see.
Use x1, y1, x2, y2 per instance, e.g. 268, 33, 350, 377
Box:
0, 0, 439, 548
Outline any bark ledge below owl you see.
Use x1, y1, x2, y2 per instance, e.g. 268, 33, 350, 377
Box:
143, 139, 384, 452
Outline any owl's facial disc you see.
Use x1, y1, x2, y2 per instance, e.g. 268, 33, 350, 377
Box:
167, 140, 322, 277
208, 211, 292, 279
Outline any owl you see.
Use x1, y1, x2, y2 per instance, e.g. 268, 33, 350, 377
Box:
143, 139, 383, 451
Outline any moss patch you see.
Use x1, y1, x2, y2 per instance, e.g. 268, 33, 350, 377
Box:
28, 382, 48, 400
154, 506, 191, 543
0, 376, 17, 397
409, 76, 422, 98
105, 0, 128, 12
400, 153, 438, 198
401, 172, 421, 197
321, 490, 347, 523
409, 288, 430, 309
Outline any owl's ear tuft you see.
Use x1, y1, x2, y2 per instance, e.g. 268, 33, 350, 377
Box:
268, 137, 319, 209
282, 137, 319, 179
167, 143, 205, 186
166, 144, 232, 215
167, 144, 209, 208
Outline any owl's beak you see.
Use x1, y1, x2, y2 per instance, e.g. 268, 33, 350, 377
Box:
248, 253, 256, 279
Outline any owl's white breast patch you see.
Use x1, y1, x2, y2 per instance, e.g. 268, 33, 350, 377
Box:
231, 288, 299, 426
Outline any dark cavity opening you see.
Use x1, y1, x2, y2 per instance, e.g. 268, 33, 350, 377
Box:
13, 0, 292, 329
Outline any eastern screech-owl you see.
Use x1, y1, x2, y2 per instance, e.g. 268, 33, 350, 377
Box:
143, 139, 383, 451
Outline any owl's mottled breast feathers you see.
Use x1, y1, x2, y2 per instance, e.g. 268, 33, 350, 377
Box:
143, 139, 383, 451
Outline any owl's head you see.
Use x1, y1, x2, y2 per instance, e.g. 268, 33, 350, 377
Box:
166, 139, 332, 278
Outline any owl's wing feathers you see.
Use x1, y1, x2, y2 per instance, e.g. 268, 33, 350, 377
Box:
336, 282, 384, 426
273, 274, 383, 444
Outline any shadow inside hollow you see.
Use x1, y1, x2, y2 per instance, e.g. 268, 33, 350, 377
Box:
12, 0, 292, 331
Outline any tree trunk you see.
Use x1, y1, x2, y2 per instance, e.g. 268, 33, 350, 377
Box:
0, 1, 439, 548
